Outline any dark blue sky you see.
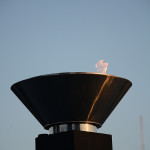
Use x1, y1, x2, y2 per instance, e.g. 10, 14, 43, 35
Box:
0, 1, 150, 150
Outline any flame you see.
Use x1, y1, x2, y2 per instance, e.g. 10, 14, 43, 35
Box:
95, 60, 108, 74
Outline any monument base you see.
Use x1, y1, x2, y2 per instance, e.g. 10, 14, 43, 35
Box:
36, 131, 112, 150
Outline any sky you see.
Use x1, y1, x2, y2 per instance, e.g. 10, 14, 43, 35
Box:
0, 0, 150, 150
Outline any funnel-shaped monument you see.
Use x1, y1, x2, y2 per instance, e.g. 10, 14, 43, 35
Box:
11, 72, 132, 130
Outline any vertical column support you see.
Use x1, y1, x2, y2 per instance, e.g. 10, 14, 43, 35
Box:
36, 131, 112, 150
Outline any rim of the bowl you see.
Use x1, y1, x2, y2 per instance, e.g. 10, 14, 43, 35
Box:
11, 72, 132, 89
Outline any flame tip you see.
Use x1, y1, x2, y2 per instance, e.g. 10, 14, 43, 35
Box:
95, 59, 108, 74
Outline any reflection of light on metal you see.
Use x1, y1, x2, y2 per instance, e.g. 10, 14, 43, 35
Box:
86, 76, 114, 122
49, 123, 97, 134
95, 60, 108, 74
140, 116, 145, 150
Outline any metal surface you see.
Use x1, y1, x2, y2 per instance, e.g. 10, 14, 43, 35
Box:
36, 131, 112, 150
49, 123, 97, 134
11, 72, 132, 129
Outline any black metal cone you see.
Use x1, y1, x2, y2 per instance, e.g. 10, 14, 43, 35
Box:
11, 72, 132, 129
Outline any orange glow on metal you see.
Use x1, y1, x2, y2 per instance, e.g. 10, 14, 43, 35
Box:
86, 76, 114, 122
